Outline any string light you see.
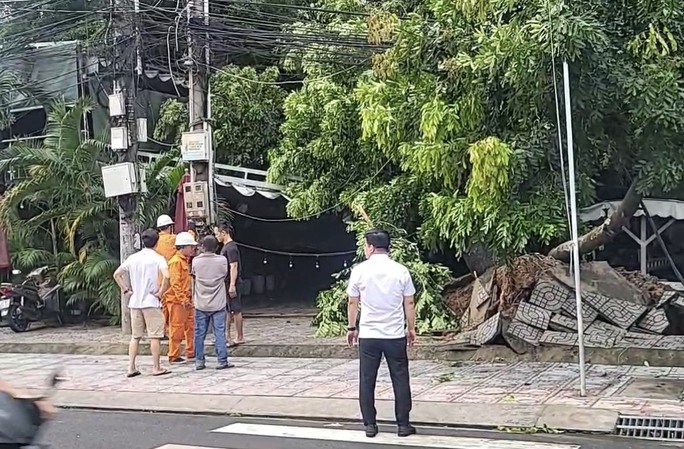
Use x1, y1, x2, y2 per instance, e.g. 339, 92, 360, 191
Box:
237, 242, 356, 258
343, 260, 348, 268
263, 253, 268, 264
289, 256, 294, 268
315, 257, 320, 269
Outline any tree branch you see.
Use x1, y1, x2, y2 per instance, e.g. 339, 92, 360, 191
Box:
548, 179, 642, 262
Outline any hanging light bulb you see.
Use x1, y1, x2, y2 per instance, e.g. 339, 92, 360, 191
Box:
315, 257, 320, 269
263, 253, 268, 264
289, 256, 294, 268
343, 259, 348, 268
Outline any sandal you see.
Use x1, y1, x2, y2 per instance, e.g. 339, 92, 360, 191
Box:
152, 369, 172, 377
126, 371, 141, 378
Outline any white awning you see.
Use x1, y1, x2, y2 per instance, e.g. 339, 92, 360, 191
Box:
214, 176, 286, 200
580, 198, 684, 222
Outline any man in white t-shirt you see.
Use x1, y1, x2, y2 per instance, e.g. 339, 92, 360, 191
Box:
114, 229, 172, 377
346, 229, 417, 439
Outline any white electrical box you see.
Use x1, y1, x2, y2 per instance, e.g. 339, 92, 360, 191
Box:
101, 163, 138, 198
137, 117, 148, 143
108, 93, 125, 117
111, 127, 128, 150
183, 181, 209, 218
181, 130, 209, 161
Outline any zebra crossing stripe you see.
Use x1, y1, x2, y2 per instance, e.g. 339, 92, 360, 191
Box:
211, 423, 581, 449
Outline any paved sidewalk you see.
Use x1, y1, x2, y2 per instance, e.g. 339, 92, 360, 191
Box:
4, 353, 684, 429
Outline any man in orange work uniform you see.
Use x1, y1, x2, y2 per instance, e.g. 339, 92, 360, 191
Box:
166, 231, 197, 364
155, 214, 176, 339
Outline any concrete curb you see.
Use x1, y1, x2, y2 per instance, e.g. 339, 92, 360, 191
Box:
35, 389, 619, 434
4, 340, 684, 366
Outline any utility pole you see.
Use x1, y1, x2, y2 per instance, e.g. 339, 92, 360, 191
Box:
184, 0, 215, 231
109, 0, 141, 334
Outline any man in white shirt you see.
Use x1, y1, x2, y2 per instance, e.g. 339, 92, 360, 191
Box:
114, 229, 172, 377
346, 229, 417, 439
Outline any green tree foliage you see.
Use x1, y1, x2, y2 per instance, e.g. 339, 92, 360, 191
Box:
270, 0, 684, 333
313, 222, 455, 337
154, 66, 287, 169
0, 70, 29, 131
0, 0, 106, 48
0, 99, 182, 317
270, 0, 684, 258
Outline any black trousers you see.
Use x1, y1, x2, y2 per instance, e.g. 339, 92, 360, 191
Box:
358, 337, 412, 426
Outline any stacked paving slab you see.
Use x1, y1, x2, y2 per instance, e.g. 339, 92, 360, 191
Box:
452, 263, 684, 352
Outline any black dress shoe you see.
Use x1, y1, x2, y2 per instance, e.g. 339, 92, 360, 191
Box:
365, 425, 379, 438
398, 425, 417, 437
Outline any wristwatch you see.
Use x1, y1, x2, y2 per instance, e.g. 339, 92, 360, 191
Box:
347, 326, 357, 331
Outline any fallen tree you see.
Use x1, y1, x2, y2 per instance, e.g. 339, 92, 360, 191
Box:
548, 180, 642, 262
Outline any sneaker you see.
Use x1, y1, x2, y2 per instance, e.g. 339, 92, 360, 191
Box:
216, 363, 235, 370
195, 364, 206, 371
169, 357, 185, 364
365, 425, 378, 438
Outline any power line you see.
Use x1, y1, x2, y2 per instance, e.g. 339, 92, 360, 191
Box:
224, 160, 392, 222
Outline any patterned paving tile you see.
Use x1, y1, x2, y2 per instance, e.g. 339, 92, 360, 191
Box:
589, 294, 647, 329
515, 302, 552, 330
651, 336, 684, 350
475, 312, 501, 345
527, 280, 568, 313
561, 294, 599, 323
549, 313, 581, 332
614, 334, 662, 349
540, 331, 578, 347
505, 320, 544, 346
636, 307, 670, 334
583, 320, 627, 348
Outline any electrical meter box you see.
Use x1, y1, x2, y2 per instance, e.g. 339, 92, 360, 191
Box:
110, 126, 129, 150
101, 163, 138, 198
181, 130, 209, 161
108, 93, 125, 117
183, 181, 209, 218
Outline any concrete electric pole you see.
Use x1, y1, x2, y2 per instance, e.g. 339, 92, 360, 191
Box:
182, 0, 215, 230
108, 0, 141, 334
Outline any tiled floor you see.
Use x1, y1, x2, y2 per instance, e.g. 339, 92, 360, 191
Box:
4, 353, 684, 416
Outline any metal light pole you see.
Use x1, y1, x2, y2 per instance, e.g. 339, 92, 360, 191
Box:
563, 61, 587, 396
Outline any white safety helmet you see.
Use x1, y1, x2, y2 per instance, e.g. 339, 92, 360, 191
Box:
156, 214, 174, 228
175, 232, 198, 247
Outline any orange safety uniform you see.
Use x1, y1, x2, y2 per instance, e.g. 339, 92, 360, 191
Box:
155, 231, 176, 336
166, 251, 194, 361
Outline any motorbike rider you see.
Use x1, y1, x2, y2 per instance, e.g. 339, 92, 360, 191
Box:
0, 378, 56, 420
0, 379, 56, 449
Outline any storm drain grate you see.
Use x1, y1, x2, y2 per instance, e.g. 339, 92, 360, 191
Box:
617, 415, 684, 441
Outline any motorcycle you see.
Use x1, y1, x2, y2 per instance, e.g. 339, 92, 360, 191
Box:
0, 266, 65, 333
0, 370, 64, 448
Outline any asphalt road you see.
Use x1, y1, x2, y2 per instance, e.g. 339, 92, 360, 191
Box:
38, 410, 678, 449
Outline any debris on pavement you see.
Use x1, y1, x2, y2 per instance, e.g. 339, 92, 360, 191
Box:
447, 256, 684, 353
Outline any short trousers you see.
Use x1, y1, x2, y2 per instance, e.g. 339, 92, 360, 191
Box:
130, 307, 164, 339
227, 284, 243, 314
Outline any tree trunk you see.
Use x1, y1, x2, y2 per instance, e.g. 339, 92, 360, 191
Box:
548, 179, 642, 262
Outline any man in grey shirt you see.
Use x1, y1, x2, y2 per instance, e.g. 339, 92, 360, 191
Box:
191, 235, 234, 370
